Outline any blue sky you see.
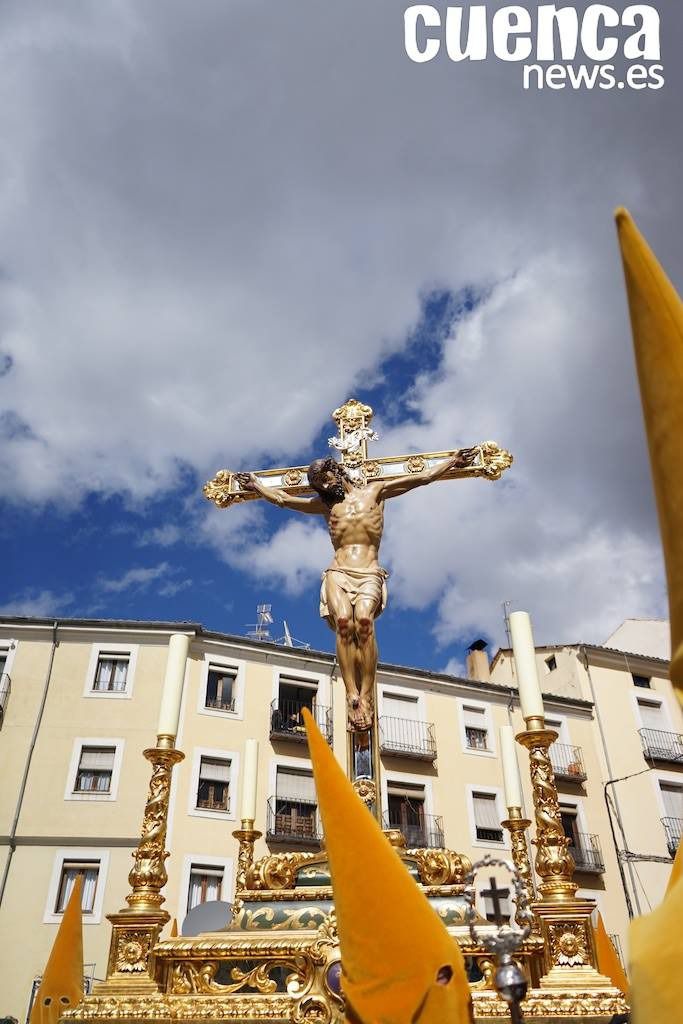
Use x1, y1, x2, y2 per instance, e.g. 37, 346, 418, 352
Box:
0, 2, 678, 668
2, 291, 488, 671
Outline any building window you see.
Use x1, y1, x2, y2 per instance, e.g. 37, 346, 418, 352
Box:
74, 746, 115, 793
55, 860, 100, 914
633, 673, 651, 689
92, 654, 129, 693
472, 791, 503, 843
188, 864, 224, 911
637, 697, 666, 730
274, 766, 318, 838
0, 650, 7, 676
459, 700, 495, 756
544, 655, 557, 673
196, 757, 231, 813
205, 665, 237, 712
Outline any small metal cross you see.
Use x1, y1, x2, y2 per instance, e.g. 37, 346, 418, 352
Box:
481, 875, 511, 926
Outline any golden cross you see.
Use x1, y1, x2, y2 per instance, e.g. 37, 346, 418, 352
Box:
203, 398, 513, 509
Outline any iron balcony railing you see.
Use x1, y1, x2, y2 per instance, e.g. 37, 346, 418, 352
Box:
638, 728, 683, 764
266, 797, 322, 845
550, 743, 587, 782
270, 699, 332, 744
662, 817, 682, 857
382, 812, 445, 849
0, 673, 10, 724
378, 716, 437, 761
568, 832, 605, 873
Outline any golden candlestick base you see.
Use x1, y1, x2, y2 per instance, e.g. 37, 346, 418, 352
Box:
516, 720, 627, 1005
232, 818, 262, 915
501, 806, 536, 930
94, 737, 184, 995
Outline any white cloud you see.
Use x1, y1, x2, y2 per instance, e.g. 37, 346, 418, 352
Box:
99, 562, 171, 593
158, 577, 192, 597
0, 2, 679, 647
0, 588, 74, 617
137, 524, 182, 548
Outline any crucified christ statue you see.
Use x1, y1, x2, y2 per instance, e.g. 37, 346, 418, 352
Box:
236, 450, 473, 731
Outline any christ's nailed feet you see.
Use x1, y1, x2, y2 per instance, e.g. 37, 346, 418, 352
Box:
347, 692, 373, 732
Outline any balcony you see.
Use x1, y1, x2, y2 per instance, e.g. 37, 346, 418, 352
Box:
266, 797, 322, 846
568, 832, 605, 873
638, 728, 683, 764
0, 673, 10, 726
270, 699, 332, 745
378, 716, 437, 761
382, 812, 445, 849
662, 817, 682, 857
550, 743, 587, 783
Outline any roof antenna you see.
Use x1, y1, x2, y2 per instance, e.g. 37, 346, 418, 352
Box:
246, 603, 274, 642
276, 619, 311, 650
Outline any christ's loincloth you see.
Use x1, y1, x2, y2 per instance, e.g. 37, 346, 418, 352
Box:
319, 566, 389, 630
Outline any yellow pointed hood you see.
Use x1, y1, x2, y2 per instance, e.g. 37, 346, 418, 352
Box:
615, 208, 683, 698
594, 912, 629, 996
303, 709, 472, 1024
30, 876, 84, 1024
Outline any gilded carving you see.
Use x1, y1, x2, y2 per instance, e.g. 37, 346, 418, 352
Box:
283, 469, 304, 486
363, 460, 382, 479
170, 958, 309, 996
115, 932, 150, 974
292, 995, 333, 1023
549, 924, 589, 968
408, 848, 471, 886
404, 455, 426, 474
332, 399, 374, 431
352, 777, 376, 808
477, 441, 514, 480
248, 850, 323, 891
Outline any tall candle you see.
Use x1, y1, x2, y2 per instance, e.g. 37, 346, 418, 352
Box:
157, 633, 190, 737
509, 611, 545, 720
500, 725, 523, 810
241, 739, 259, 822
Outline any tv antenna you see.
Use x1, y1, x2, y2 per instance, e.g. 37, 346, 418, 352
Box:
246, 603, 274, 642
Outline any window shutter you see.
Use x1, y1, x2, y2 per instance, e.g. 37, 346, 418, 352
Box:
660, 783, 683, 819
473, 793, 500, 829
463, 706, 486, 729
384, 693, 419, 719
276, 768, 316, 802
79, 748, 115, 770
199, 758, 231, 782
638, 700, 664, 729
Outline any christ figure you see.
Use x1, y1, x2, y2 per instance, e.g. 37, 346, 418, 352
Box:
237, 450, 472, 731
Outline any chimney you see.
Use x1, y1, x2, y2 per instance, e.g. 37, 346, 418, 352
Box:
466, 638, 490, 682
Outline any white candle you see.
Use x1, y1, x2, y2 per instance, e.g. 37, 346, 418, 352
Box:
241, 739, 259, 822
157, 633, 190, 737
500, 725, 523, 810
509, 611, 545, 720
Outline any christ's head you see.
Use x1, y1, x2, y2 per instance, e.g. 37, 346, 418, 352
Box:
307, 457, 348, 505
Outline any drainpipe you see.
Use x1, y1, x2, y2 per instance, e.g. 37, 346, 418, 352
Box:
0, 620, 59, 909
580, 645, 643, 916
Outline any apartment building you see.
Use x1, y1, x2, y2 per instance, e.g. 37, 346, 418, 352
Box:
0, 614, 675, 1018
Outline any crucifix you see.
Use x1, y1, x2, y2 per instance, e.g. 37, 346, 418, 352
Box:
204, 398, 512, 813
481, 875, 511, 927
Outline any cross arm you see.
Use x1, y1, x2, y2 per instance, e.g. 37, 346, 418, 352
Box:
203, 441, 513, 510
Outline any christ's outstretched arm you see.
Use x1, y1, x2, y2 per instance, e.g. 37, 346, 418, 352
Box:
235, 473, 326, 515
377, 449, 477, 500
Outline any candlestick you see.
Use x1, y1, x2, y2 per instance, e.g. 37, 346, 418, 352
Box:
509, 611, 544, 721
157, 633, 190, 737
241, 738, 259, 822
501, 807, 536, 930
500, 725, 523, 810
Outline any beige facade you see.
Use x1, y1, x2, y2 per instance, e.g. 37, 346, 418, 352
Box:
0, 615, 678, 1018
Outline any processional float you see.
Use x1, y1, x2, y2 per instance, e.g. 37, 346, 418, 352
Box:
65, 401, 627, 1022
